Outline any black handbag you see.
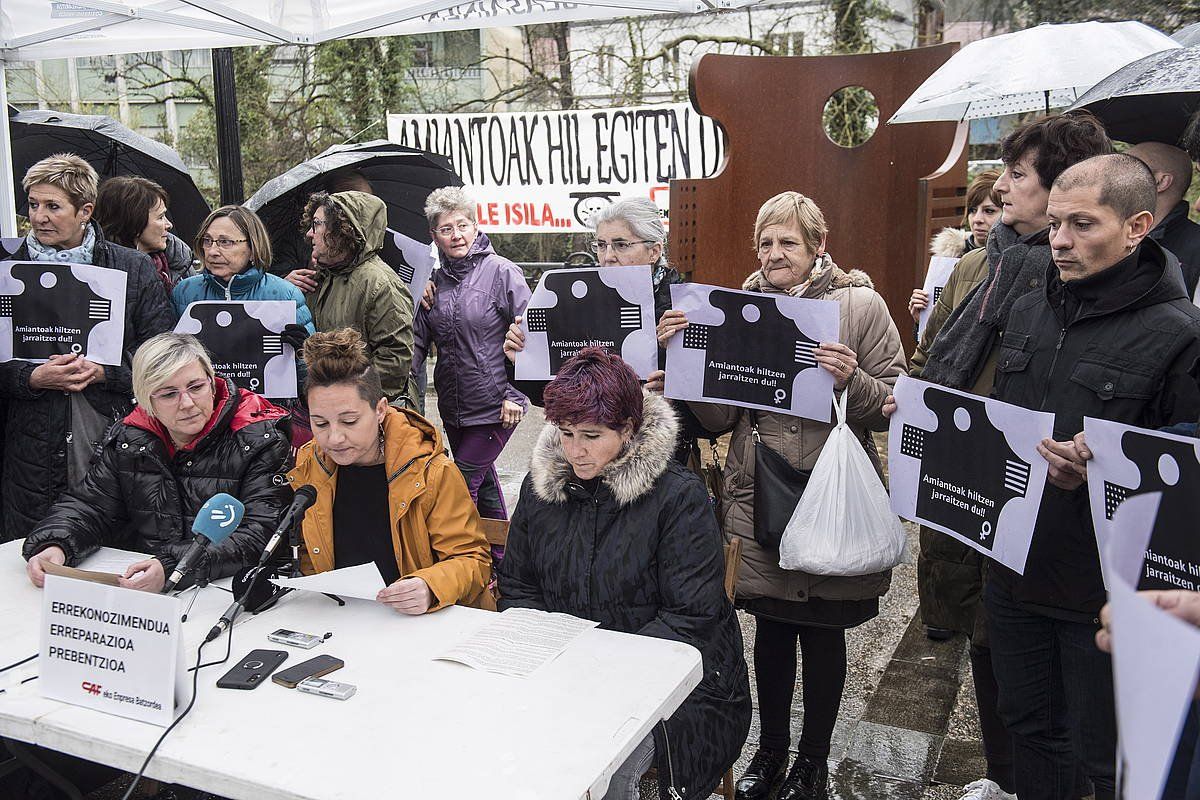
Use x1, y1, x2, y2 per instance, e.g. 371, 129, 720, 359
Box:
751, 412, 811, 550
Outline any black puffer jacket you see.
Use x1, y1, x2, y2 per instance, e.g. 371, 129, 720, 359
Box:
498, 391, 751, 799
991, 240, 1200, 617
0, 224, 175, 539
23, 378, 293, 581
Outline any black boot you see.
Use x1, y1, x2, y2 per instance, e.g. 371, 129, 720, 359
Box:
776, 753, 829, 800
734, 748, 788, 800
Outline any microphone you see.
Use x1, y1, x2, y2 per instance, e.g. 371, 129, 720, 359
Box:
257, 485, 317, 567
162, 493, 246, 593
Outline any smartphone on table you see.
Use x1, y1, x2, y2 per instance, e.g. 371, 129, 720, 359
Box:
271, 654, 344, 688
217, 649, 288, 690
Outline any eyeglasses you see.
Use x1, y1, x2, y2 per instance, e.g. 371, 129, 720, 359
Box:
200, 236, 248, 250
151, 379, 213, 405
434, 221, 475, 237
308, 218, 327, 230
590, 239, 655, 254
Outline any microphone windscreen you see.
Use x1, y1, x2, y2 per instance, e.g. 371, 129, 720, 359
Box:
191, 493, 246, 544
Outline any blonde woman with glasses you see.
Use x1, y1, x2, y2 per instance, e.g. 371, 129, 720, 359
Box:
23, 332, 293, 592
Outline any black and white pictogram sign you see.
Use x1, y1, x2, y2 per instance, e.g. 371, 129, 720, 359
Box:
663, 283, 838, 422
175, 301, 297, 398
381, 228, 437, 303
917, 256, 959, 338
0, 260, 127, 365
514, 265, 657, 380
888, 375, 1053, 574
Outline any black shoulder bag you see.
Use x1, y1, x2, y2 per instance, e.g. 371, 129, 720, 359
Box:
751, 411, 811, 550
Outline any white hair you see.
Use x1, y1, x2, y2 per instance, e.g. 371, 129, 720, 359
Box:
591, 198, 668, 268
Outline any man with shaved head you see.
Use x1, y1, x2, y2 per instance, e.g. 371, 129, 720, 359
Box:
986, 152, 1200, 800
1128, 142, 1200, 296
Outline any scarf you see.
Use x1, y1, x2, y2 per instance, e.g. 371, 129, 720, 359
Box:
743, 253, 835, 298
149, 251, 174, 296
921, 223, 1051, 390
25, 225, 96, 264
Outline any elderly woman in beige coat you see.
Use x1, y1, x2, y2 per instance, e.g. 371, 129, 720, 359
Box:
656, 191, 905, 800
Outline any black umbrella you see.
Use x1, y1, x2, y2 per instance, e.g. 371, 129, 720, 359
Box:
9, 109, 211, 242
244, 140, 462, 267
1071, 45, 1200, 145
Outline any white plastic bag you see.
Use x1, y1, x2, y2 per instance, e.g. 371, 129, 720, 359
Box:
778, 391, 907, 576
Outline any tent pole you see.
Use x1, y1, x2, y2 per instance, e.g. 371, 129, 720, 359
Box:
0, 61, 18, 237
212, 48, 245, 205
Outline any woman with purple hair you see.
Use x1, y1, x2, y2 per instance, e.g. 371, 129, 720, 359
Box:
497, 347, 751, 800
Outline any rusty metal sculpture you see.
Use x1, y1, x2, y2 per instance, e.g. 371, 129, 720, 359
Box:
670, 45, 968, 350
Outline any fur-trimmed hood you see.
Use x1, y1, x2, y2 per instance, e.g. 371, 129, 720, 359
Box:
930, 227, 974, 259
530, 390, 679, 506
742, 257, 875, 297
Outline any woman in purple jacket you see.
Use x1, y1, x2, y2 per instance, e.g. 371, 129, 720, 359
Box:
414, 187, 531, 520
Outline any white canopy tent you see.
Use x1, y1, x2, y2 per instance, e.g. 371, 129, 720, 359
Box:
0, 0, 729, 235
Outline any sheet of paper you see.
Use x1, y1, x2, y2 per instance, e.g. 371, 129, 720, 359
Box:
77, 547, 151, 575
437, 607, 599, 678
1102, 493, 1200, 800
664, 283, 839, 422
269, 562, 386, 601
383, 228, 437, 302
916, 256, 959, 338
515, 265, 657, 381
888, 375, 1053, 574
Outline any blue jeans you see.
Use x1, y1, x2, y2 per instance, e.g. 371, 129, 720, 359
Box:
985, 579, 1116, 800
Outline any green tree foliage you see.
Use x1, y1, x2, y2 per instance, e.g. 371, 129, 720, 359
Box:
979, 0, 1198, 34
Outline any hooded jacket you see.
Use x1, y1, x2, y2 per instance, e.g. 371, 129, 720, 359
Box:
22, 378, 293, 581
308, 192, 417, 407
688, 263, 906, 615
498, 391, 751, 799
991, 240, 1200, 617
288, 405, 492, 611
172, 265, 315, 333
413, 231, 531, 428
0, 222, 176, 540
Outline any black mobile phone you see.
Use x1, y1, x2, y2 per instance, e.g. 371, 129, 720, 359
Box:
271, 654, 344, 688
216, 649, 289, 690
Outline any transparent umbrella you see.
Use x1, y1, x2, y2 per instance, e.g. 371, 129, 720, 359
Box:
888, 21, 1179, 124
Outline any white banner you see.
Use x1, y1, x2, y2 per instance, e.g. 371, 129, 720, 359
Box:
41, 574, 182, 727
387, 103, 725, 233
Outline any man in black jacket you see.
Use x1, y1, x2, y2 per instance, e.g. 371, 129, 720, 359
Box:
988, 153, 1200, 800
1128, 141, 1200, 298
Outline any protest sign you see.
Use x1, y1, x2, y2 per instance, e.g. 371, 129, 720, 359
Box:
663, 283, 839, 422
917, 256, 959, 338
1101, 493, 1200, 800
0, 260, 126, 365
40, 574, 182, 726
515, 266, 656, 380
381, 228, 437, 302
1085, 418, 1200, 592
175, 300, 298, 398
386, 103, 724, 233
888, 375, 1053, 573
0, 238, 21, 259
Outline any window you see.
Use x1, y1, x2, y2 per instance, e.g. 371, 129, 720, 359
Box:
765, 32, 803, 56
412, 40, 434, 68
598, 45, 615, 83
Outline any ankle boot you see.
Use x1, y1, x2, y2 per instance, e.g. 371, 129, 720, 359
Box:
776, 753, 829, 800
734, 748, 788, 800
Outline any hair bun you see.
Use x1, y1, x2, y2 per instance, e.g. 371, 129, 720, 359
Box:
303, 328, 370, 380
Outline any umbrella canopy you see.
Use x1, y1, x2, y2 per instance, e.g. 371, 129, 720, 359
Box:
10, 109, 211, 242
245, 140, 462, 265
888, 21, 1179, 124
1174, 23, 1200, 48
1071, 45, 1200, 145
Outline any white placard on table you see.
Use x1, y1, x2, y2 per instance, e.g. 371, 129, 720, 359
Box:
0, 260, 127, 365
175, 300, 298, 398
1085, 417, 1200, 592
40, 574, 183, 726
1102, 491, 1200, 800
888, 375, 1053, 574
515, 266, 657, 381
917, 256, 959, 338
664, 283, 839, 422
